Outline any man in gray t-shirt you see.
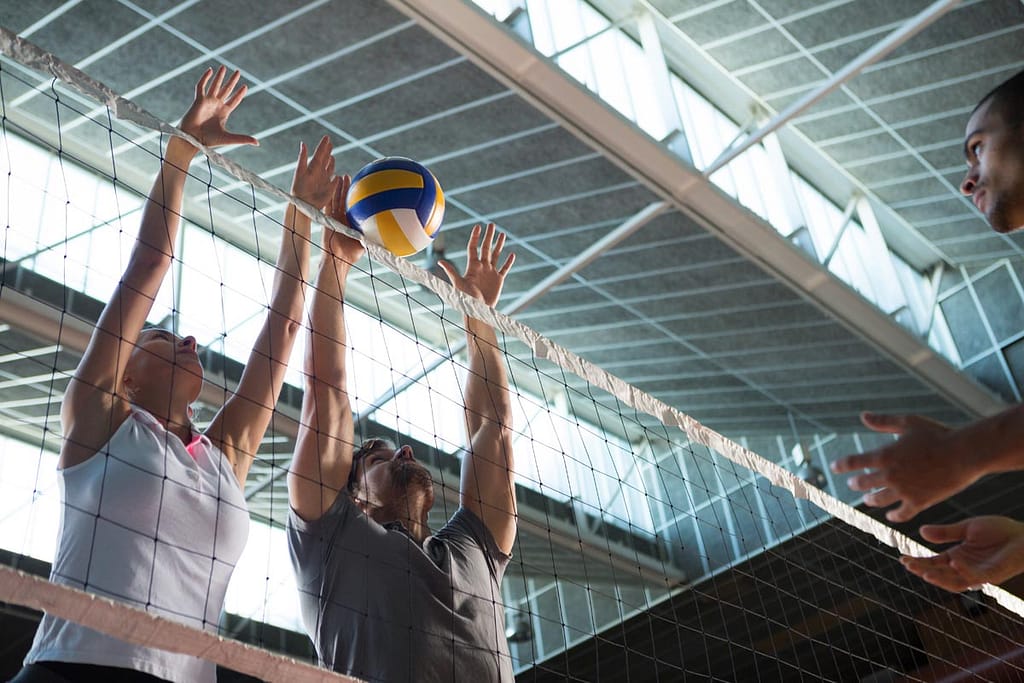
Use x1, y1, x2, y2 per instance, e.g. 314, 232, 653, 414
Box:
287, 208, 518, 682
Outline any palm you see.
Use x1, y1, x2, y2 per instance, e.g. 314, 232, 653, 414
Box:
324, 176, 365, 263
949, 517, 1024, 583
903, 516, 1024, 591
292, 136, 338, 209
460, 262, 504, 307
179, 67, 257, 149
441, 223, 515, 307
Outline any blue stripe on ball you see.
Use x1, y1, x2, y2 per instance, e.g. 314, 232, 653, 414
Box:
347, 188, 429, 226
414, 173, 437, 226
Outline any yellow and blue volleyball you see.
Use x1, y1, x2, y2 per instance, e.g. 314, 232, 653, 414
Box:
345, 157, 445, 257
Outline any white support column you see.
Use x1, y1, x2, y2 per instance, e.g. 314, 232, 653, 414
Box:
636, 10, 691, 163
855, 195, 914, 321
822, 196, 859, 268
924, 261, 945, 339
760, 127, 809, 238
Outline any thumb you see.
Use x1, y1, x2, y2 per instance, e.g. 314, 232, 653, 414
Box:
436, 259, 458, 284
919, 521, 969, 545
224, 132, 259, 147
860, 412, 912, 435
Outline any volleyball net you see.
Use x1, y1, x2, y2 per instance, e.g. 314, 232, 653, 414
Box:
2, 28, 1024, 683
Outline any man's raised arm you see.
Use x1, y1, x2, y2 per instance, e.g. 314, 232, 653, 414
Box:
439, 223, 517, 554
288, 177, 366, 522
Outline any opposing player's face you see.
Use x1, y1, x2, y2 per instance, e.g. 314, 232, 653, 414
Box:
961, 100, 1024, 233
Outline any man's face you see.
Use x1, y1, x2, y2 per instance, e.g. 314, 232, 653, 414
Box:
961, 99, 1024, 233
353, 444, 434, 512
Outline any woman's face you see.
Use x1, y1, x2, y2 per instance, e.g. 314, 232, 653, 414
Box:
124, 329, 204, 404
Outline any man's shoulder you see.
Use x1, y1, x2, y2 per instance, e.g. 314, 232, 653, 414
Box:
287, 490, 357, 536
434, 507, 510, 560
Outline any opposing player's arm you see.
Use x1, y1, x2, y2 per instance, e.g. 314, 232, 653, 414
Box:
207, 137, 338, 485
62, 67, 256, 470
289, 178, 365, 522
900, 516, 1024, 592
831, 406, 1024, 522
439, 223, 517, 554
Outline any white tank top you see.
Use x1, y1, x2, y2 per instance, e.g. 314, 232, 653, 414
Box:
24, 406, 250, 683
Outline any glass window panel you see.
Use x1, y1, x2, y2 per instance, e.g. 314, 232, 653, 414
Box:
893, 257, 934, 334
974, 265, 1024, 344
0, 435, 60, 562
1003, 336, 1024, 389
224, 521, 303, 632
179, 224, 271, 351
940, 287, 991, 361
964, 351, 1016, 402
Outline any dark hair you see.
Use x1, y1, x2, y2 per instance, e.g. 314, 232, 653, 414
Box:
973, 70, 1024, 127
347, 437, 395, 492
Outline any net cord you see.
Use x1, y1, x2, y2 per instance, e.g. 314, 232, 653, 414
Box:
0, 565, 358, 682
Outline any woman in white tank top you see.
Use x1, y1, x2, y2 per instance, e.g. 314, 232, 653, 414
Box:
13, 67, 343, 683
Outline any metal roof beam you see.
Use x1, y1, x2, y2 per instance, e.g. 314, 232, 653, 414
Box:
702, 0, 963, 176
384, 0, 1004, 420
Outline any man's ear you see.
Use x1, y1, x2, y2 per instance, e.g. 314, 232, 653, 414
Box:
351, 484, 369, 512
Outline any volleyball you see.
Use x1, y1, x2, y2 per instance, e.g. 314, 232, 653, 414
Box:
345, 157, 445, 257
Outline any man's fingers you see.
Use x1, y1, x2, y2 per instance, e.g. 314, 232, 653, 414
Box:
904, 558, 971, 592
436, 260, 457, 284
919, 521, 969, 544
196, 67, 213, 97
885, 502, 918, 523
210, 65, 227, 96
467, 224, 482, 259
311, 135, 332, 166
480, 223, 496, 262
846, 469, 884, 490
221, 69, 242, 99
859, 411, 915, 434
498, 252, 516, 277
491, 230, 506, 261
830, 451, 879, 474
224, 84, 248, 111
225, 133, 258, 147
862, 487, 898, 508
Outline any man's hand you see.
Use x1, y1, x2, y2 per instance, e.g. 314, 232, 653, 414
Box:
178, 66, 259, 151
323, 174, 365, 265
831, 412, 979, 522
438, 223, 515, 306
291, 136, 339, 212
901, 516, 1024, 592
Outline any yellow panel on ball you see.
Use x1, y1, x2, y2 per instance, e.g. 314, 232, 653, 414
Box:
345, 157, 444, 257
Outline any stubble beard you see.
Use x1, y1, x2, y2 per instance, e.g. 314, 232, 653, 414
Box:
986, 192, 1022, 234
392, 460, 434, 495
374, 460, 434, 523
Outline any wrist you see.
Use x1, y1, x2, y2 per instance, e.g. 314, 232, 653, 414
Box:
966, 404, 1024, 477
165, 136, 199, 165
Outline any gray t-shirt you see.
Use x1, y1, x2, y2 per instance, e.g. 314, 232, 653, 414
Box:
287, 492, 514, 683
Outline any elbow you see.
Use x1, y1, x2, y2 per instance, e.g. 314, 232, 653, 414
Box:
128, 249, 172, 279
281, 317, 302, 343
305, 367, 346, 394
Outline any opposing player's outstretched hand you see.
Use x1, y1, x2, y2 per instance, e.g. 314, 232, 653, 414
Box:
323, 174, 365, 264
292, 136, 339, 212
901, 516, 1024, 592
178, 66, 259, 150
830, 412, 979, 522
438, 223, 515, 307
